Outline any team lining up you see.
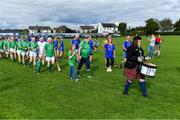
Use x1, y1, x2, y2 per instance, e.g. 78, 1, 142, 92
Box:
0, 34, 162, 97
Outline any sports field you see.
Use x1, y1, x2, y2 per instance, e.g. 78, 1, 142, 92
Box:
0, 36, 180, 119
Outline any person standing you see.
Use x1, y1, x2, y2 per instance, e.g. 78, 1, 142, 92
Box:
104, 38, 115, 72
20, 37, 29, 66
71, 35, 81, 61
89, 36, 94, 62
154, 34, 162, 57
4, 36, 10, 58
37, 37, 46, 65
28, 36, 38, 67
0, 36, 4, 58
120, 35, 132, 68
9, 36, 17, 61
44, 37, 55, 73
123, 37, 147, 97
16, 37, 22, 63
58, 37, 64, 59
147, 34, 156, 59
68, 44, 78, 81
77, 35, 92, 79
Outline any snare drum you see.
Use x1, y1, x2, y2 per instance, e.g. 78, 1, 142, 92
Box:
140, 62, 157, 77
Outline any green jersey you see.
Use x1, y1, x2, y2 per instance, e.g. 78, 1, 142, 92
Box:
44, 43, 54, 57
80, 40, 90, 58
10, 41, 16, 49
16, 41, 21, 50
28, 41, 38, 51
21, 41, 28, 52
35, 60, 42, 69
4, 40, 10, 48
68, 50, 77, 66
0, 40, 4, 49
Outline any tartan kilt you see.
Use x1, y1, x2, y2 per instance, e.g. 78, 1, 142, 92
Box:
124, 65, 145, 80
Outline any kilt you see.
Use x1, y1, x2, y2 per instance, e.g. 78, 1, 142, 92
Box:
124, 65, 145, 80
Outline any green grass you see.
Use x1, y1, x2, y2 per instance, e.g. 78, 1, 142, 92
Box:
0, 36, 180, 119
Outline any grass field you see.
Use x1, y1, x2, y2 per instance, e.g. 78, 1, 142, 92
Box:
0, 36, 180, 119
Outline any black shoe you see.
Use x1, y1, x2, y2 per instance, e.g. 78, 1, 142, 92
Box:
123, 91, 128, 96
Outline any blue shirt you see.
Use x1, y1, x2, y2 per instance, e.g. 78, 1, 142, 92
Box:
89, 39, 93, 53
71, 39, 81, 50
54, 40, 59, 49
104, 43, 115, 58
123, 40, 132, 50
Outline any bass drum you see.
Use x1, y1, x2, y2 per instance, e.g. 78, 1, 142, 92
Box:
140, 62, 157, 77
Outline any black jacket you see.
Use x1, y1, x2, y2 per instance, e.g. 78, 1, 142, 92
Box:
125, 45, 144, 69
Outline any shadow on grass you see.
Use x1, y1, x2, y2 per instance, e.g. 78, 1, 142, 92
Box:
0, 81, 21, 92
176, 67, 180, 73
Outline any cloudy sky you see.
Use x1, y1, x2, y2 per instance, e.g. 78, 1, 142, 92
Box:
0, 0, 180, 29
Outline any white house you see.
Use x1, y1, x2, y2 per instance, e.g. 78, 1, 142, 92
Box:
79, 26, 95, 33
98, 23, 118, 34
29, 25, 51, 34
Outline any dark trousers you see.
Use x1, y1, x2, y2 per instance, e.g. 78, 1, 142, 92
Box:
106, 58, 114, 67
78, 57, 90, 71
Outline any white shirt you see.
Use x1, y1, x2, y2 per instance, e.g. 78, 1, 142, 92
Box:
149, 37, 155, 47
37, 41, 46, 54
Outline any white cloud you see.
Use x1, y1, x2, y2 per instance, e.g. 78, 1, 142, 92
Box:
0, 0, 180, 29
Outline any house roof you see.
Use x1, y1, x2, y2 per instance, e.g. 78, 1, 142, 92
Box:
54, 26, 67, 30
101, 23, 118, 28
80, 26, 94, 30
29, 26, 51, 30
0, 29, 20, 33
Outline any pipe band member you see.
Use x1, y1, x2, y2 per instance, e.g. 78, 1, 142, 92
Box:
77, 35, 92, 79
123, 36, 147, 97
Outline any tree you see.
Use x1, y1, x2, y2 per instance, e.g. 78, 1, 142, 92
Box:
174, 19, 180, 31
118, 22, 127, 36
145, 18, 159, 35
159, 18, 174, 32
128, 26, 146, 36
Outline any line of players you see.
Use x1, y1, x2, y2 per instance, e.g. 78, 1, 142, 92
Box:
0, 34, 162, 77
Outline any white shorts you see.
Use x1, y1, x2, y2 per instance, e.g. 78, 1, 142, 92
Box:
0, 49, 3, 53
29, 51, 37, 57
5, 49, 10, 54
10, 48, 16, 53
21, 51, 27, 56
46, 56, 55, 62
17, 50, 21, 55
39, 53, 45, 58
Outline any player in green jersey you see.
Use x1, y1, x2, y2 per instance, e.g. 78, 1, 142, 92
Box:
0, 36, 4, 58
9, 36, 17, 61
4, 36, 10, 58
34, 56, 42, 75
20, 37, 29, 66
28, 36, 38, 67
16, 38, 22, 63
77, 35, 92, 79
45, 37, 55, 72
68, 44, 78, 81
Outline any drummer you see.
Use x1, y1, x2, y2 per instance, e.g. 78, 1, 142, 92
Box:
123, 36, 147, 97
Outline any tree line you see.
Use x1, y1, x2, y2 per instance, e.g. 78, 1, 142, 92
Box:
118, 18, 180, 36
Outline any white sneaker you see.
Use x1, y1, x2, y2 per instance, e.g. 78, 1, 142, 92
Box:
109, 68, 112, 72
145, 57, 151, 60
107, 67, 112, 72
107, 68, 109, 72
75, 79, 79, 82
